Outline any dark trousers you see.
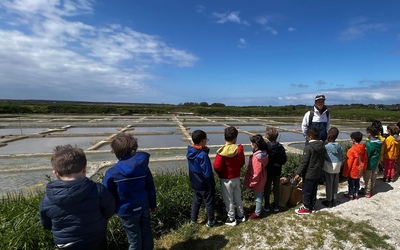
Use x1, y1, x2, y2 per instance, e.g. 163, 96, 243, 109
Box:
264, 175, 280, 207
347, 177, 360, 196
302, 178, 319, 209
191, 189, 215, 222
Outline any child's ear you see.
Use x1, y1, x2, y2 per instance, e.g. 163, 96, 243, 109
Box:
83, 165, 87, 174
53, 170, 61, 179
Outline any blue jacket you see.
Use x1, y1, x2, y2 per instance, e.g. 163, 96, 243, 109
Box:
39, 177, 115, 249
186, 145, 216, 191
103, 152, 157, 217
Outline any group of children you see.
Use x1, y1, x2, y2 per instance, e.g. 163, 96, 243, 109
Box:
295, 120, 400, 215
39, 120, 400, 248
40, 133, 157, 250
187, 126, 287, 226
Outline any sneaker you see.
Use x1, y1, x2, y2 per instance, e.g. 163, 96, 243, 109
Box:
354, 194, 359, 200
236, 215, 246, 223
365, 192, 372, 198
206, 220, 215, 227
190, 220, 197, 225
311, 207, 316, 213
321, 200, 332, 208
263, 206, 270, 212
248, 213, 261, 220
344, 193, 354, 200
225, 218, 237, 226
273, 206, 279, 212
295, 206, 311, 215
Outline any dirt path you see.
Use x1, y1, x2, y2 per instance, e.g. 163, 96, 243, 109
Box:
316, 177, 400, 247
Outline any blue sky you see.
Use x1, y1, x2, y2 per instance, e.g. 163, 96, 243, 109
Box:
0, 0, 399, 106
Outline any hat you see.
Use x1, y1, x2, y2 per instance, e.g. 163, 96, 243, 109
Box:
315, 94, 325, 101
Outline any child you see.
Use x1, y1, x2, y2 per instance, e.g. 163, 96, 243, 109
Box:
382, 124, 399, 182
103, 133, 157, 250
40, 145, 115, 250
343, 131, 367, 200
293, 127, 326, 215
214, 126, 246, 226
244, 134, 269, 220
264, 127, 287, 212
186, 130, 216, 227
364, 126, 383, 198
322, 127, 343, 208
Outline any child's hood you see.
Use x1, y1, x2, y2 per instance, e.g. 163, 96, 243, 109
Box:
115, 152, 150, 176
352, 143, 366, 155
309, 140, 326, 154
46, 177, 93, 205
186, 145, 204, 160
253, 150, 269, 165
217, 143, 239, 157
325, 142, 344, 162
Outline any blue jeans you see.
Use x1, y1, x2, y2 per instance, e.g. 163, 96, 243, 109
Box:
348, 177, 360, 196
254, 191, 263, 215
121, 210, 154, 250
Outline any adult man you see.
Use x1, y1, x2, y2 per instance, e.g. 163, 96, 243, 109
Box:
301, 94, 330, 144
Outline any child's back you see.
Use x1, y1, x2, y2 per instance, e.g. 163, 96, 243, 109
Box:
213, 126, 245, 225
40, 145, 115, 250
214, 143, 245, 178
343, 143, 367, 179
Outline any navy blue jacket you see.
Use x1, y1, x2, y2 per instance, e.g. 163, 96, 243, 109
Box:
186, 145, 216, 191
103, 152, 157, 217
39, 177, 115, 249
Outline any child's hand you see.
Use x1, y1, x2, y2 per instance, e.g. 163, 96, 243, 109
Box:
293, 174, 300, 181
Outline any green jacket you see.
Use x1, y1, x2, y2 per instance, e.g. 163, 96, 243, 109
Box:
365, 137, 382, 171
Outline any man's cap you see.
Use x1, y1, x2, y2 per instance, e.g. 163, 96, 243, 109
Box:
315, 94, 325, 101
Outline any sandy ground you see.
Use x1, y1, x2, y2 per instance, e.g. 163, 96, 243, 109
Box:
315, 177, 400, 248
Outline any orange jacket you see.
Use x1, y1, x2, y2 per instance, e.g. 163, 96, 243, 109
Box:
343, 143, 367, 179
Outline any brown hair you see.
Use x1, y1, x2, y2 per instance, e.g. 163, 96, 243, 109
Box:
266, 127, 279, 141
111, 133, 138, 159
51, 145, 87, 176
306, 127, 319, 140
327, 127, 339, 140
224, 126, 238, 141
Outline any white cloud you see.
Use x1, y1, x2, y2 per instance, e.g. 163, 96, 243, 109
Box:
212, 11, 245, 25
280, 81, 400, 105
288, 27, 296, 32
339, 17, 388, 41
238, 38, 246, 48
0, 0, 198, 102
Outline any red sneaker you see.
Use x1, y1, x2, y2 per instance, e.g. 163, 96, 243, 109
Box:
248, 213, 261, 220
365, 192, 373, 198
344, 193, 354, 200
295, 206, 311, 215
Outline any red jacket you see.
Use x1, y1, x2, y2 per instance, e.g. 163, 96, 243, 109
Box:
343, 143, 367, 179
213, 144, 245, 179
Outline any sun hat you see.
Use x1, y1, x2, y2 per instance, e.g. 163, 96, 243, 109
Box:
315, 94, 325, 101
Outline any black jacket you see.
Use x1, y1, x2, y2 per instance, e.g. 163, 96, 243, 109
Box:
39, 177, 115, 249
296, 140, 326, 180
266, 141, 287, 177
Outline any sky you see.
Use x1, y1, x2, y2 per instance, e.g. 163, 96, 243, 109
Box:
0, 0, 400, 106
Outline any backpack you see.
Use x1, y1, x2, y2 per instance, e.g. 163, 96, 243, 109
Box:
308, 109, 330, 128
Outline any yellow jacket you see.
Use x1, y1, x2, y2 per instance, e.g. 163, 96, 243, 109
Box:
382, 135, 399, 160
